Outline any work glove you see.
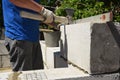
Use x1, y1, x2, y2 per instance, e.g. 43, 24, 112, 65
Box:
40, 7, 55, 23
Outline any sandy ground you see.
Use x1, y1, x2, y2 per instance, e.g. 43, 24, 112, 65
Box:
0, 68, 12, 73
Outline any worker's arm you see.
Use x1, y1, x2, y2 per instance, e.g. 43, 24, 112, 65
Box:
10, 0, 54, 23
10, 0, 43, 13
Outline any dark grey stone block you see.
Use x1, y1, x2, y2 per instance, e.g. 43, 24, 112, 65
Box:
90, 22, 120, 74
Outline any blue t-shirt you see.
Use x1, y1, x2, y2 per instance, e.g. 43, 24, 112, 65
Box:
2, 0, 40, 42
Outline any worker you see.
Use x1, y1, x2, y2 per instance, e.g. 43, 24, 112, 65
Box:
2, 0, 55, 72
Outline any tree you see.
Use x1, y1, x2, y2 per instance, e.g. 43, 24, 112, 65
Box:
98, 0, 120, 22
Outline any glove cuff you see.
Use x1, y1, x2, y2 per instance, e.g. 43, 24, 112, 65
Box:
39, 7, 47, 22
39, 8, 54, 23
39, 7, 45, 15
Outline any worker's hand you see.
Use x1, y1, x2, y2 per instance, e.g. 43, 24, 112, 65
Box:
40, 8, 54, 23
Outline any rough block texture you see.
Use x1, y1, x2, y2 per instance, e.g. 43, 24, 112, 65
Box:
18, 66, 120, 80
0, 68, 119, 80
0, 40, 8, 55
57, 73, 120, 80
0, 40, 10, 68
0, 55, 10, 68
54, 52, 68, 68
60, 22, 120, 74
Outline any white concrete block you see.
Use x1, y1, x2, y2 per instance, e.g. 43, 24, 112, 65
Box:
60, 22, 120, 74
40, 41, 47, 64
40, 41, 67, 69
46, 47, 60, 69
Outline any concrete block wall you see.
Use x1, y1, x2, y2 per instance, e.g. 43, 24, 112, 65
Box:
60, 22, 120, 74
0, 55, 10, 68
0, 40, 10, 68
0, 40, 8, 55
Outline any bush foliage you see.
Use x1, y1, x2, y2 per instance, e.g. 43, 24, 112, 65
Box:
55, 0, 120, 22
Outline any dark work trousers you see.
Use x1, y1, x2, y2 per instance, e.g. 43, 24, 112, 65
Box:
5, 37, 44, 71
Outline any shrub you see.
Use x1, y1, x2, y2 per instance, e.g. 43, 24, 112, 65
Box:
55, 0, 120, 22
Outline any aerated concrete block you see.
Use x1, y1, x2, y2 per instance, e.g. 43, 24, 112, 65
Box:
40, 41, 67, 69
54, 52, 68, 68
0, 40, 10, 68
60, 22, 120, 74
45, 47, 60, 69
0, 40, 8, 55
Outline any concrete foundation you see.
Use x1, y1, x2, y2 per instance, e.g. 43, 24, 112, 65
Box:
0, 67, 119, 80
18, 66, 120, 80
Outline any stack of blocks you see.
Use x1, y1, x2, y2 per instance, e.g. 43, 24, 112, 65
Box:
17, 21, 120, 80
16, 12, 120, 80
